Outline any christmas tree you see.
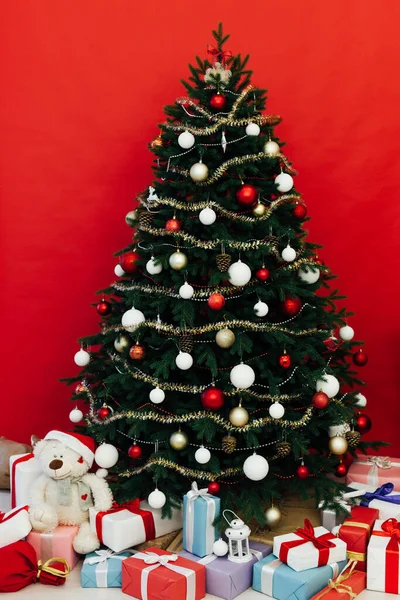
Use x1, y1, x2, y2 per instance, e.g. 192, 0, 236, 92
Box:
67, 24, 383, 525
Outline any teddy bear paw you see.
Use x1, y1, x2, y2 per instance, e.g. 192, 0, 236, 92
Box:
29, 505, 59, 532
73, 522, 100, 554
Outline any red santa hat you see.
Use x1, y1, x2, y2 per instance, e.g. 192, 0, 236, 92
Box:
44, 430, 96, 467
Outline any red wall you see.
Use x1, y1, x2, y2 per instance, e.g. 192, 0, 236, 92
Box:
2, 1, 400, 452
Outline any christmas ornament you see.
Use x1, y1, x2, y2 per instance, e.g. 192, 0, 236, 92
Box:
175, 351, 193, 370
148, 488, 166, 509
293, 202, 307, 219
128, 444, 142, 459
229, 404, 249, 427
328, 423, 350, 438
246, 122, 260, 136
75, 382, 86, 394
114, 335, 130, 353
201, 386, 225, 410
315, 374, 340, 398
97, 404, 111, 420
96, 469, 108, 478
296, 463, 310, 479
263, 140, 280, 156
354, 392, 367, 408
179, 282, 194, 299
195, 446, 211, 464
298, 266, 320, 284
125, 209, 137, 224
149, 386, 165, 404
269, 402, 285, 419
281, 244, 296, 262
210, 93, 227, 110
278, 351, 291, 369
355, 413, 372, 434
146, 256, 163, 275
119, 251, 140, 274
129, 342, 145, 360
235, 184, 258, 207
274, 172, 294, 192
178, 130, 195, 149
189, 161, 208, 182
255, 266, 270, 281
215, 328, 235, 348
228, 260, 252, 286
345, 430, 361, 448
264, 506, 282, 528
216, 253, 232, 272
339, 325, 354, 341
74, 349, 90, 367
243, 453, 269, 481
121, 307, 145, 332
180, 335, 194, 353
223, 509, 252, 563
324, 336, 338, 351
329, 435, 348, 455
69, 408, 83, 423
254, 300, 269, 317
312, 391, 330, 409
335, 462, 348, 478
204, 61, 232, 87
213, 538, 229, 557
165, 218, 181, 232
252, 202, 267, 217
94, 443, 119, 468
139, 211, 154, 227
222, 434, 237, 453
230, 363, 255, 389
281, 297, 302, 317
208, 292, 225, 310
96, 299, 111, 316
208, 482, 220, 495
199, 207, 216, 225
353, 349, 368, 366
151, 134, 163, 149
169, 250, 188, 270
114, 264, 125, 277
274, 441, 292, 459
169, 429, 189, 450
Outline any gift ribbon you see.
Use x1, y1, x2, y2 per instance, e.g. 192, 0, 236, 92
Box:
314, 560, 359, 600
85, 549, 134, 587
0, 505, 29, 523
37, 557, 70, 579
360, 482, 400, 508
185, 481, 216, 554
11, 453, 34, 508
95, 500, 155, 544
279, 519, 336, 567
372, 518, 400, 594
198, 547, 263, 565
207, 44, 232, 64
347, 551, 365, 562
353, 456, 400, 487
131, 551, 196, 600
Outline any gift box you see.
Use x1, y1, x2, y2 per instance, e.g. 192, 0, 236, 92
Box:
349, 481, 400, 521
9, 453, 42, 508
81, 548, 133, 587
367, 518, 400, 594
273, 519, 347, 572
89, 499, 182, 553
183, 481, 220, 557
336, 505, 378, 571
309, 559, 366, 600
346, 455, 400, 489
319, 489, 366, 532
179, 541, 272, 600
122, 545, 206, 600
26, 525, 80, 570
0, 505, 32, 548
253, 553, 347, 600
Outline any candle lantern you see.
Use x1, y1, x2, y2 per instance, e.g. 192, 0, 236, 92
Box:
223, 509, 252, 563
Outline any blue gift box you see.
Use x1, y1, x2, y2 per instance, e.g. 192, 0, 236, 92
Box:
183, 482, 220, 557
80, 549, 132, 588
253, 554, 347, 600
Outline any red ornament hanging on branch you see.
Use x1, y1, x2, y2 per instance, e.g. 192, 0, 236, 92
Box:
209, 94, 227, 111
208, 293, 226, 311
292, 202, 307, 219
129, 343, 146, 360
353, 349, 368, 366
235, 184, 258, 207
354, 413, 372, 435
335, 462, 348, 478
201, 387, 225, 410
281, 297, 302, 317
165, 218, 181, 232
96, 299, 112, 316
119, 251, 140, 274
97, 404, 112, 420
312, 391, 330, 409
128, 444, 143, 459
278, 351, 291, 369
296, 463, 310, 479
256, 266, 270, 282
208, 481, 220, 495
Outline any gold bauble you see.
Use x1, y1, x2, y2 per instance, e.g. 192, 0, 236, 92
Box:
328, 435, 348, 456
169, 250, 188, 271
229, 405, 249, 427
114, 335, 130, 353
215, 328, 236, 348
252, 202, 267, 217
263, 140, 280, 156
125, 210, 137, 225
264, 505, 282, 528
169, 430, 189, 450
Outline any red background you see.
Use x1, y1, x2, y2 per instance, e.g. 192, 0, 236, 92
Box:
2, 1, 399, 452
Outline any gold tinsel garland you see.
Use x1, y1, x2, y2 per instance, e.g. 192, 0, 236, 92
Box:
120, 457, 242, 481
112, 282, 245, 299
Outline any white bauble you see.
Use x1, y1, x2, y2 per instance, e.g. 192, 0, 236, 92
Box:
230, 363, 255, 389
125, 210, 137, 225
189, 161, 208, 182
69, 408, 83, 423
114, 335, 130, 353
274, 172, 294, 192
263, 140, 280, 156
254, 301, 269, 317
269, 402, 285, 419
114, 264, 125, 277
94, 443, 119, 468
178, 130, 195, 149
179, 282, 194, 299
199, 207, 216, 225
328, 423, 350, 438
195, 446, 211, 464
246, 122, 260, 136
298, 266, 320, 284
228, 260, 252, 286
354, 392, 367, 408
169, 251, 188, 271
148, 488, 166, 509
339, 325, 355, 341
316, 374, 340, 398
96, 468, 108, 478
74, 349, 90, 367
175, 351, 193, 370
146, 256, 163, 275
281, 244, 296, 262
213, 538, 229, 557
243, 453, 269, 481
121, 307, 145, 332
149, 386, 165, 404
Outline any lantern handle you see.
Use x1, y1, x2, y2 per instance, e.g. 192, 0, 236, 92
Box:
223, 509, 240, 526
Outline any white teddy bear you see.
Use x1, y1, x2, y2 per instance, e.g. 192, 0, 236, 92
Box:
29, 430, 113, 554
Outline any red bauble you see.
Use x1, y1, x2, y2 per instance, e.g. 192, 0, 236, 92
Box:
256, 267, 270, 282
165, 218, 181, 232
335, 462, 348, 478
312, 391, 330, 409
314, 255, 324, 265
96, 299, 112, 316
208, 293, 225, 311
97, 405, 111, 420
355, 413, 372, 435
119, 251, 140, 274
292, 202, 307, 219
296, 464, 310, 479
201, 387, 225, 410
75, 382, 86, 394
278, 352, 291, 369
208, 481, 220, 495
235, 184, 258, 207
129, 343, 145, 360
353, 349, 368, 366
323, 337, 338, 351
281, 297, 302, 317
209, 94, 227, 110
128, 444, 142, 459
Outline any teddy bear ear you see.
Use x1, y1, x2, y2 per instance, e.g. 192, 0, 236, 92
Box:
33, 439, 47, 458
31, 434, 41, 448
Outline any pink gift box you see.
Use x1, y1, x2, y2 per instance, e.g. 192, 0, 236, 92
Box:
27, 525, 80, 570
346, 456, 400, 489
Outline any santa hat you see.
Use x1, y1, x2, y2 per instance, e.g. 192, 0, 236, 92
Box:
44, 430, 96, 467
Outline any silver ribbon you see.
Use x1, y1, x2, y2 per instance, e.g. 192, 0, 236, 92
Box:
261, 558, 282, 595
355, 457, 396, 487
131, 551, 196, 600
85, 549, 134, 588
40, 532, 54, 562
185, 481, 216, 554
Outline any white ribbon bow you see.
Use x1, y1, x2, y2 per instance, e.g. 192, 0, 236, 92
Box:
185, 481, 216, 554
187, 481, 210, 500
367, 456, 392, 470
87, 548, 133, 565
132, 551, 196, 600
140, 552, 179, 566
85, 548, 134, 587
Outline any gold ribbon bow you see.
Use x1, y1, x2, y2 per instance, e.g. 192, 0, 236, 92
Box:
37, 557, 70, 579
314, 560, 358, 600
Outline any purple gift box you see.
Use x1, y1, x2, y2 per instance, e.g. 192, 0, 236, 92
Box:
179, 541, 272, 600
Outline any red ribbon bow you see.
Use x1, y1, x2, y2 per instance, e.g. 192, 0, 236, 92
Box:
280, 519, 336, 567
95, 499, 155, 544
207, 44, 232, 64
372, 519, 400, 594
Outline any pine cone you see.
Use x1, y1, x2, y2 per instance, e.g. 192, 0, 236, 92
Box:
270, 441, 291, 461
139, 211, 154, 227
345, 430, 361, 448
216, 253, 232, 272
222, 435, 237, 454
180, 335, 194, 353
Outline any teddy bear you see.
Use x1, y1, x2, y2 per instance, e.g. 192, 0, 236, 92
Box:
28, 430, 113, 554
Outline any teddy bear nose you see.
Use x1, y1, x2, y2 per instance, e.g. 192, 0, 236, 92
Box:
49, 459, 63, 470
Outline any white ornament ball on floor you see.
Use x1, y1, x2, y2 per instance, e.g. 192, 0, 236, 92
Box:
146, 257, 163, 275
148, 488, 166, 509
328, 423, 350, 438
94, 443, 119, 468
114, 264, 125, 277
315, 374, 340, 398
189, 161, 208, 182
96, 468, 108, 479
243, 453, 269, 481
69, 408, 83, 423
199, 207, 216, 225
263, 140, 280, 156
354, 392, 367, 408
339, 325, 355, 341
179, 282, 194, 299
149, 387, 165, 404
274, 172, 294, 192
121, 307, 145, 332
281, 244, 296, 262
228, 260, 252, 286
175, 351, 193, 370
213, 538, 229, 557
74, 349, 90, 367
298, 266, 320, 284
230, 363, 255, 389
246, 122, 260, 136
195, 446, 211, 464
169, 251, 188, 271
178, 130, 195, 149
269, 402, 285, 419
254, 301, 269, 317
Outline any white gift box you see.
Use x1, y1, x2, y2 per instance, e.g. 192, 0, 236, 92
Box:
9, 453, 42, 508
0, 505, 32, 548
367, 519, 400, 594
273, 522, 347, 572
347, 481, 400, 521
318, 489, 366, 531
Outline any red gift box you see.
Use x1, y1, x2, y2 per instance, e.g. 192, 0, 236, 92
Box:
122, 546, 206, 600
310, 559, 366, 600
337, 505, 379, 571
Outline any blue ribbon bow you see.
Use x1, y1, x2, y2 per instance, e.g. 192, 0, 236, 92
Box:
360, 482, 400, 506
